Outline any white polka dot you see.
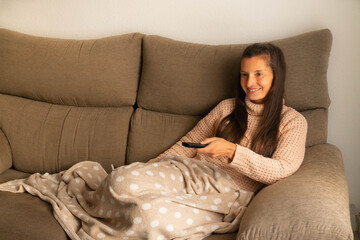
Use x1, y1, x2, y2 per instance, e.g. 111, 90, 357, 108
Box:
159, 172, 166, 178
98, 209, 104, 215
155, 183, 161, 188
146, 171, 154, 176
120, 194, 128, 198
206, 216, 212, 221
228, 202, 233, 208
233, 202, 240, 207
115, 212, 120, 217
185, 171, 190, 177
116, 176, 124, 182
214, 198, 222, 204
170, 174, 175, 180
142, 203, 151, 210
152, 163, 158, 167
87, 173, 93, 179
131, 171, 139, 176
107, 210, 112, 217
116, 222, 121, 228
186, 218, 193, 225
130, 184, 139, 190
151, 220, 159, 228
156, 235, 164, 240
211, 225, 219, 231
215, 172, 221, 178
166, 224, 174, 232
174, 212, 182, 219
196, 226, 203, 231
101, 196, 106, 202
183, 160, 189, 165
224, 186, 231, 192
159, 207, 167, 214
211, 205, 218, 210
93, 166, 99, 171
126, 230, 134, 235
179, 176, 184, 182
234, 192, 239, 197
193, 209, 199, 214
75, 179, 80, 184
134, 217, 142, 224
97, 233, 105, 238
97, 176, 102, 182
173, 188, 178, 192
192, 163, 198, 168
200, 196, 207, 200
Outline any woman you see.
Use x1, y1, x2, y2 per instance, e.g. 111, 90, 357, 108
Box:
0, 43, 307, 240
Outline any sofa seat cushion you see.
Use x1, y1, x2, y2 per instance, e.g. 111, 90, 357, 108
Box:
0, 168, 30, 184
0, 169, 67, 239
0, 191, 69, 240
0, 189, 237, 240
0, 169, 237, 240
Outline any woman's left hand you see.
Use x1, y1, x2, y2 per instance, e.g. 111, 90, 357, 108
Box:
197, 137, 236, 161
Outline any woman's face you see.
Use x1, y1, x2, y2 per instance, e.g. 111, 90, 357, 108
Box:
240, 55, 274, 104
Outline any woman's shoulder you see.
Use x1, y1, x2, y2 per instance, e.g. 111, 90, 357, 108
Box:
280, 105, 308, 129
214, 98, 236, 113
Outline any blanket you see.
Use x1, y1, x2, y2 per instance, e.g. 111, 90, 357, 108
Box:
0, 154, 253, 240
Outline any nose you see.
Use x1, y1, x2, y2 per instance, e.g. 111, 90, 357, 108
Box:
247, 74, 256, 87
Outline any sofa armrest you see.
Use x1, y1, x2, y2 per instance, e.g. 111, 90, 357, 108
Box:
237, 144, 353, 240
0, 129, 12, 174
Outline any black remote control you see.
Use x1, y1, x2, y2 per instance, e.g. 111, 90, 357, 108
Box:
182, 142, 208, 148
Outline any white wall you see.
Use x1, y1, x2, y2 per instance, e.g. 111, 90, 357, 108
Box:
1, 0, 359, 211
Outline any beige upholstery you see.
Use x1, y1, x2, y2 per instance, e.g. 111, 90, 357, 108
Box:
238, 144, 352, 239
128, 29, 332, 165
0, 28, 353, 240
0, 129, 11, 174
0, 29, 144, 173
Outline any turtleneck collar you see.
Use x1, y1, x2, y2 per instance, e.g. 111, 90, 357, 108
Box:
245, 97, 265, 116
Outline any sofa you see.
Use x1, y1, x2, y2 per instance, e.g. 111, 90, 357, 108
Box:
0, 28, 353, 240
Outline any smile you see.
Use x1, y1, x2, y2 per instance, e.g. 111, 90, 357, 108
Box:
248, 88, 261, 93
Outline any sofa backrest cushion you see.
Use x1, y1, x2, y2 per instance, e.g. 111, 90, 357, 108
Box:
127, 29, 332, 164
0, 29, 144, 173
0, 29, 143, 107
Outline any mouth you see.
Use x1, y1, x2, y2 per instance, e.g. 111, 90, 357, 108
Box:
248, 88, 261, 93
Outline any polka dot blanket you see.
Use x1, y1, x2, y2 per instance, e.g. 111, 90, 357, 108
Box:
0, 154, 253, 240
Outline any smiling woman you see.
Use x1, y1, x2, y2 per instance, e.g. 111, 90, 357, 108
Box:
240, 55, 274, 104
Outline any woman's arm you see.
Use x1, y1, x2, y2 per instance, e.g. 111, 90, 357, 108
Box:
230, 112, 308, 185
147, 99, 235, 163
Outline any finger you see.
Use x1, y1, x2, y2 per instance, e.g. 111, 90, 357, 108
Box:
200, 137, 219, 144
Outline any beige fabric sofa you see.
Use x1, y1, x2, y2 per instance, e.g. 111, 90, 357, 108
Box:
0, 28, 353, 240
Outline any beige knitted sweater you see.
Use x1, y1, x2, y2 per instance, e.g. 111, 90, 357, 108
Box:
149, 97, 308, 193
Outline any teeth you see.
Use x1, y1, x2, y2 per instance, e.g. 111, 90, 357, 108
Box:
249, 88, 260, 92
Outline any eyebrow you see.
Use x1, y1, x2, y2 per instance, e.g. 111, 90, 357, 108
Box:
240, 70, 267, 73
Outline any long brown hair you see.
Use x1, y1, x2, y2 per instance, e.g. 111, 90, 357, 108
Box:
216, 43, 286, 157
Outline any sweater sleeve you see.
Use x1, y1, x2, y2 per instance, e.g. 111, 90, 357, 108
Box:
147, 99, 235, 163
230, 110, 308, 185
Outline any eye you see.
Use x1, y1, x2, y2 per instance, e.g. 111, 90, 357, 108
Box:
240, 73, 248, 78
256, 72, 263, 77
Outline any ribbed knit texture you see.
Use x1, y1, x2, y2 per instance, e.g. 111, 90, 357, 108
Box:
149, 97, 308, 193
